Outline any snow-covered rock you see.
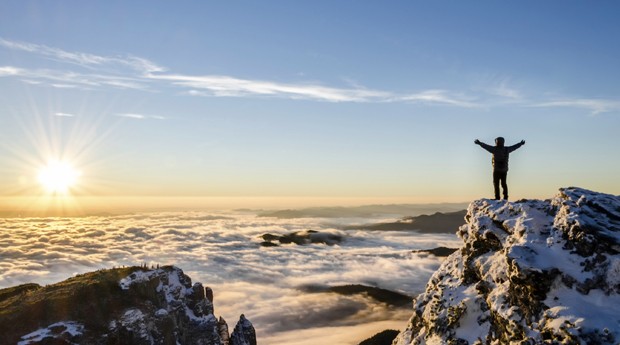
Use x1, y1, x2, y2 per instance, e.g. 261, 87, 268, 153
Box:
394, 187, 620, 345
230, 314, 257, 345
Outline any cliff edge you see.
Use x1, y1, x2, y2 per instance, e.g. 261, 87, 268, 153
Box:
394, 187, 620, 344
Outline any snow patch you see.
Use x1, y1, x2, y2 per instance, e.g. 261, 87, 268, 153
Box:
155, 308, 169, 317
18, 321, 84, 345
119, 269, 158, 290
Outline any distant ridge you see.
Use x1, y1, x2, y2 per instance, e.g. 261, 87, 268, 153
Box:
345, 210, 467, 233
257, 203, 468, 219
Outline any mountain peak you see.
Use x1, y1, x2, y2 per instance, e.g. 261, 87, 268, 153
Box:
394, 187, 620, 344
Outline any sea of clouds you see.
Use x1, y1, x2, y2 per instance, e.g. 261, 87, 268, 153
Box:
0, 211, 462, 345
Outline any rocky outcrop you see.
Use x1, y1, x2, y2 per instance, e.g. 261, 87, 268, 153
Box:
359, 329, 400, 345
0, 266, 256, 345
230, 314, 257, 345
259, 229, 343, 246
394, 187, 620, 344
412, 247, 459, 257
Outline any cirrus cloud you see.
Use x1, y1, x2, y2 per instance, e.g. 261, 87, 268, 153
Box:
1, 37, 618, 114
532, 98, 620, 115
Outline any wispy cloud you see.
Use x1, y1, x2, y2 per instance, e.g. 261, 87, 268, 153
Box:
0, 66, 21, 76
51, 83, 79, 89
0, 38, 164, 74
532, 98, 620, 115
167, 75, 479, 108
0, 37, 481, 106
54, 112, 76, 117
161, 74, 480, 106
2, 37, 619, 113
397, 89, 479, 108
150, 73, 392, 102
0, 65, 151, 91
488, 80, 521, 100
115, 113, 166, 120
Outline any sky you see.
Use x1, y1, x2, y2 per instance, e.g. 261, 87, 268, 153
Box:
1, 1, 620, 212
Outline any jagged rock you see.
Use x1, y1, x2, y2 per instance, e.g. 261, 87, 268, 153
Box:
394, 187, 620, 345
218, 317, 230, 345
0, 266, 256, 345
230, 314, 257, 345
206, 286, 214, 304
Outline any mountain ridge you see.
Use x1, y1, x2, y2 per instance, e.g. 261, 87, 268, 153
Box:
0, 265, 256, 345
345, 210, 466, 233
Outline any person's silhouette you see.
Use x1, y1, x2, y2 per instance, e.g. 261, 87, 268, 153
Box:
475, 137, 525, 200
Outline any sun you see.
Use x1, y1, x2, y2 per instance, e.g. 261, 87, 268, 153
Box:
37, 160, 81, 194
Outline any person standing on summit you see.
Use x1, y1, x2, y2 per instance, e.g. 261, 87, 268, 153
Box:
475, 137, 525, 200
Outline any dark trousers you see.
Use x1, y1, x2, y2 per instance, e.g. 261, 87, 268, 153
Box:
493, 171, 508, 200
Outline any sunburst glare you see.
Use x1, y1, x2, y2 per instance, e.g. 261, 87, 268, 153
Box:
37, 160, 81, 194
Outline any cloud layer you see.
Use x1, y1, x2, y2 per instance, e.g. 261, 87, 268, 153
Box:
0, 211, 461, 344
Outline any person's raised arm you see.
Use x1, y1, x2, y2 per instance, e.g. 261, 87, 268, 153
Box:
475, 139, 494, 153
507, 140, 525, 153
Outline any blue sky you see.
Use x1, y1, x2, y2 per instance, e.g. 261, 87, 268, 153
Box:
1, 1, 619, 207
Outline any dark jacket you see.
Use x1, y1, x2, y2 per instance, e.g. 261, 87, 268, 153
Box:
478, 142, 524, 172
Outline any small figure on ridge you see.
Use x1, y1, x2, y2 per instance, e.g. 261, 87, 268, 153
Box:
475, 137, 525, 200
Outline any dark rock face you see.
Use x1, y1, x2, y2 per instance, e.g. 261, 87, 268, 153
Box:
300, 284, 412, 308
394, 187, 620, 345
259, 229, 343, 246
412, 246, 458, 257
0, 266, 256, 345
358, 329, 400, 345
